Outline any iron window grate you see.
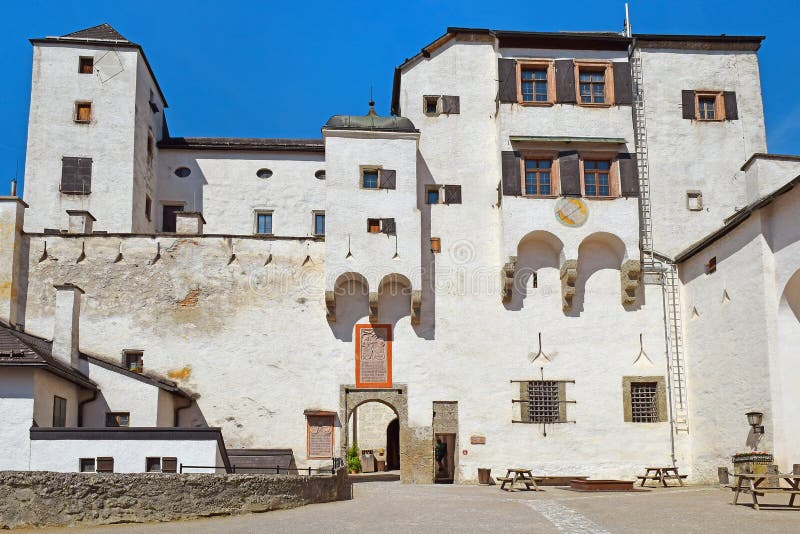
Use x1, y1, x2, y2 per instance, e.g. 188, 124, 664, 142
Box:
631, 382, 658, 423
528, 381, 560, 423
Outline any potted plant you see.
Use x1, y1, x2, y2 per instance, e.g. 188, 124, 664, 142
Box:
732, 451, 773, 475
347, 444, 362, 474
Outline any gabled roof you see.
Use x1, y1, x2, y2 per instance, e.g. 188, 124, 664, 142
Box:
81, 353, 191, 398
0, 322, 96, 390
675, 175, 800, 262
62, 23, 130, 43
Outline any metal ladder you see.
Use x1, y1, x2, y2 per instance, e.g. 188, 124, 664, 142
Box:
630, 43, 689, 433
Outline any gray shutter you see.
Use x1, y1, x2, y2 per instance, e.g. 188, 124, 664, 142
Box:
555, 60, 576, 104
682, 90, 695, 119
441, 95, 460, 114
723, 91, 738, 120
519, 382, 530, 423
162, 457, 177, 473
379, 169, 396, 190
618, 153, 639, 197
96, 457, 114, 473
501, 151, 521, 196
498, 59, 518, 103
613, 62, 633, 105
381, 218, 396, 235
558, 151, 581, 196
444, 184, 462, 204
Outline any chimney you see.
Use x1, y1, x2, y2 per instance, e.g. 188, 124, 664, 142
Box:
0, 196, 28, 326
52, 284, 84, 368
175, 211, 206, 235
66, 210, 96, 234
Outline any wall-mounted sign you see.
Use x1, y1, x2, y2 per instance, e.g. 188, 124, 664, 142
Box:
555, 197, 589, 227
355, 324, 392, 388
470, 435, 486, 445
306, 414, 334, 459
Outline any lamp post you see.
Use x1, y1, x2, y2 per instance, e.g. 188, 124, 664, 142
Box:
746, 411, 764, 434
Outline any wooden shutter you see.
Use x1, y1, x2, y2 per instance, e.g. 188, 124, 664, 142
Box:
61, 157, 92, 194
682, 90, 696, 119
96, 457, 114, 473
723, 92, 739, 120
162, 457, 178, 473
618, 153, 639, 197
498, 59, 518, 103
381, 218, 396, 235
379, 169, 397, 190
441, 95, 460, 114
555, 60, 576, 104
519, 382, 530, 423
501, 151, 521, 196
444, 184, 462, 204
558, 151, 581, 196
613, 62, 633, 105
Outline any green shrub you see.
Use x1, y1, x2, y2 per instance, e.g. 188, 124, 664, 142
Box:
347, 444, 361, 473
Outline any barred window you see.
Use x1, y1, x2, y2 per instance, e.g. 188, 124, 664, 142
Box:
528, 381, 560, 423
630, 382, 658, 423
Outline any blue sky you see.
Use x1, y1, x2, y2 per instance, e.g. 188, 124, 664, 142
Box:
1, 0, 798, 194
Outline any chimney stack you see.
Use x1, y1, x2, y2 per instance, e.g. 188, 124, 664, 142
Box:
66, 210, 96, 234
175, 211, 206, 235
52, 284, 84, 369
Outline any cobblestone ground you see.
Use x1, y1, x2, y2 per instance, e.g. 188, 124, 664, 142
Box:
23, 481, 800, 533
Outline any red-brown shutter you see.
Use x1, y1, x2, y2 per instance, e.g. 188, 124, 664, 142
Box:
162, 457, 178, 473
618, 153, 639, 197
379, 169, 397, 190
381, 218, 396, 235
498, 59, 518, 103
441, 95, 460, 114
555, 60, 576, 104
682, 90, 696, 119
501, 151, 521, 196
96, 457, 114, 473
723, 92, 738, 120
613, 62, 633, 105
444, 185, 462, 204
558, 151, 581, 196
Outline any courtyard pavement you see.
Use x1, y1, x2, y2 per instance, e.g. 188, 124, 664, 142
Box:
25, 480, 800, 533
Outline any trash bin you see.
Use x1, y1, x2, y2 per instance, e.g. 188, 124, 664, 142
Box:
478, 467, 492, 485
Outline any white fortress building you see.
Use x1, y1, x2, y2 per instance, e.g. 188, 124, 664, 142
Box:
1, 23, 799, 483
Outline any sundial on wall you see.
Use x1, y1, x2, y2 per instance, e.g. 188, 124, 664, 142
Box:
555, 197, 589, 227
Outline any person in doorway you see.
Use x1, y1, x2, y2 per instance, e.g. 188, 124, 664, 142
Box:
435, 437, 447, 474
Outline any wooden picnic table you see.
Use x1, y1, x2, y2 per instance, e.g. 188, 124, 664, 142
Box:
497, 468, 542, 492
637, 466, 687, 487
732, 473, 800, 511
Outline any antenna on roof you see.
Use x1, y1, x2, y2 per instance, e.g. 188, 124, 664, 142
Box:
368, 85, 376, 116
623, 2, 632, 37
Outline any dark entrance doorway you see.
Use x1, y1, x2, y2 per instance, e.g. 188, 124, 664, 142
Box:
162, 204, 183, 232
434, 433, 456, 483
386, 418, 400, 470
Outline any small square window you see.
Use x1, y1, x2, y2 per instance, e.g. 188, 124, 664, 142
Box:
53, 396, 67, 427
630, 382, 659, 423
362, 169, 379, 189
426, 187, 440, 205
123, 350, 143, 373
698, 97, 716, 120
367, 218, 381, 233
687, 191, 703, 211
706, 257, 717, 274
313, 212, 325, 236
79, 57, 94, 74
80, 458, 96, 472
74, 102, 92, 123
424, 96, 440, 115
430, 237, 441, 253
146, 457, 162, 473
105, 412, 130, 427
256, 212, 273, 235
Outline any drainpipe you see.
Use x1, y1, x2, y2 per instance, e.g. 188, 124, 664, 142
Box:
173, 396, 193, 427
77, 389, 98, 427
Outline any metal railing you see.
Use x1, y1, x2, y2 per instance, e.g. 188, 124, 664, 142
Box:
180, 458, 343, 475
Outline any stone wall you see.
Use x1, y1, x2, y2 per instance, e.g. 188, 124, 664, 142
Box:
0, 468, 351, 529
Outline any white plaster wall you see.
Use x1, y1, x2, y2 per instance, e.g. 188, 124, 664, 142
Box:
157, 389, 177, 427
324, 132, 421, 290
29, 439, 220, 473
32, 369, 81, 427
0, 200, 26, 325
23, 43, 140, 233
156, 151, 325, 236
641, 48, 767, 256
744, 158, 800, 202
354, 402, 395, 450
0, 369, 34, 470
81, 362, 161, 427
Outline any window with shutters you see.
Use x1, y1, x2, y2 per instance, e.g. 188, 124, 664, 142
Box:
623, 376, 667, 423
255, 211, 273, 235
581, 158, 619, 198
105, 412, 130, 427
513, 380, 573, 424
146, 457, 162, 472
361, 167, 397, 190
367, 218, 381, 233
313, 211, 325, 236
426, 186, 441, 205
79, 458, 96, 472
443, 184, 462, 204
53, 396, 67, 427
162, 457, 178, 473
424, 95, 441, 115
517, 60, 554, 105
362, 168, 379, 189
367, 218, 395, 234
74, 102, 92, 123
96, 457, 114, 473
523, 159, 555, 197
574, 61, 614, 106
78, 57, 94, 74
695, 91, 724, 121
60, 157, 92, 194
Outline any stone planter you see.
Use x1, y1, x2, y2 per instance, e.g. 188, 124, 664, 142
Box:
732, 453, 774, 475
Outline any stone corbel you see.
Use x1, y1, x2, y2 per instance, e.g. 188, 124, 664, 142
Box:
620, 259, 641, 305
411, 290, 422, 325
501, 256, 517, 303
325, 291, 336, 323
560, 259, 578, 311
369, 292, 379, 323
